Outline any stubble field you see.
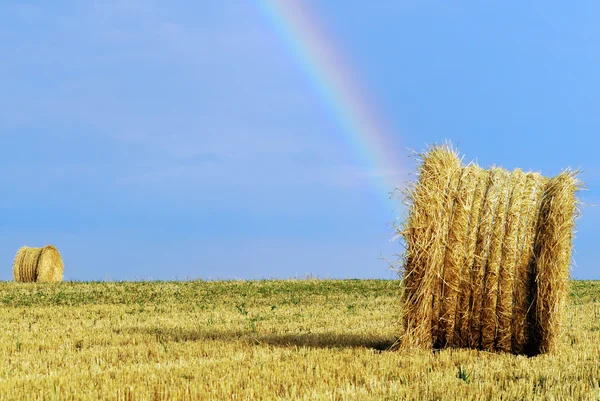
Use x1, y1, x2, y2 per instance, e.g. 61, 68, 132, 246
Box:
0, 280, 599, 400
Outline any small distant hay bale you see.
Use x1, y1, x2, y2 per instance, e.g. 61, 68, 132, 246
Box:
13, 245, 64, 283
398, 144, 581, 355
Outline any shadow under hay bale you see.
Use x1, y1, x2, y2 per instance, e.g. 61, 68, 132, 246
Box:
398, 145, 581, 356
13, 245, 64, 283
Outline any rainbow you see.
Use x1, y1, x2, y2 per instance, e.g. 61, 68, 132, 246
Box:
256, 0, 404, 200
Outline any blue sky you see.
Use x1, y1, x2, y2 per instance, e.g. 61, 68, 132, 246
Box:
1, 1, 598, 280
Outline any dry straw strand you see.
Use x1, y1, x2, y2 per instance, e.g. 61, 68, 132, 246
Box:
401, 148, 452, 348
468, 169, 496, 349
495, 169, 526, 352
480, 169, 511, 351
496, 169, 526, 352
509, 173, 539, 353
531, 171, 579, 354
511, 173, 545, 354
439, 166, 472, 347
433, 151, 463, 348
455, 166, 487, 348
429, 147, 462, 348
400, 177, 435, 347
400, 145, 461, 349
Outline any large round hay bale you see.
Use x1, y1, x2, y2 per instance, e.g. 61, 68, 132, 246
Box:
398, 145, 580, 355
13, 245, 64, 283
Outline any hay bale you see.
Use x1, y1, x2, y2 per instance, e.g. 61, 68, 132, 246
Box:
13, 245, 64, 283
399, 145, 581, 355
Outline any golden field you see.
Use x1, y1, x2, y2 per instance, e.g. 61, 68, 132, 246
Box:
0, 280, 598, 400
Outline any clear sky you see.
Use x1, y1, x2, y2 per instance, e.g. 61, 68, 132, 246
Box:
1, 1, 598, 280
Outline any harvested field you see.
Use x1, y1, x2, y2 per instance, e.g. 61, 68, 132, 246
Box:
0, 280, 598, 400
